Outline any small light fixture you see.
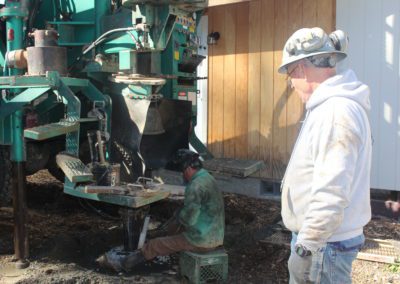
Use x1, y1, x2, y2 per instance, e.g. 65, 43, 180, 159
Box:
207, 32, 220, 45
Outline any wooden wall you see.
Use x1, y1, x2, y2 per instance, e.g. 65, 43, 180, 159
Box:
207, 0, 336, 179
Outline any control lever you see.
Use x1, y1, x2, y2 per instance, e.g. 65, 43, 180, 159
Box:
87, 131, 98, 163
96, 130, 107, 165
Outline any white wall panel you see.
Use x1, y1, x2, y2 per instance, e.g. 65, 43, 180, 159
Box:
337, 0, 400, 191
196, 15, 208, 145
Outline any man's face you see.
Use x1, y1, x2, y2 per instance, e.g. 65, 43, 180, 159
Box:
287, 63, 300, 80
287, 62, 313, 103
182, 167, 191, 183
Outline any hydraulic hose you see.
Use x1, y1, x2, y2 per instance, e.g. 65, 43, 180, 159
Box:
69, 27, 139, 72
82, 27, 137, 55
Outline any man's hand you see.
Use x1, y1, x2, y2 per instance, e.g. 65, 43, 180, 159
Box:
288, 245, 324, 283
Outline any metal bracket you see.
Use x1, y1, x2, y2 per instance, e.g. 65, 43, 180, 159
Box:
46, 71, 61, 88
0, 7, 29, 18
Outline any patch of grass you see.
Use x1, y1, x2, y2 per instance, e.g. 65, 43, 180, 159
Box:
386, 263, 400, 273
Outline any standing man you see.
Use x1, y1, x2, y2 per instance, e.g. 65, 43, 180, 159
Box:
279, 27, 372, 283
98, 149, 225, 272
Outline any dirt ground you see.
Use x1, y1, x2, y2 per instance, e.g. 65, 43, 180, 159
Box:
0, 170, 399, 284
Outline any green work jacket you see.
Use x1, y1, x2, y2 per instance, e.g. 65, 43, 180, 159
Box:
178, 169, 225, 248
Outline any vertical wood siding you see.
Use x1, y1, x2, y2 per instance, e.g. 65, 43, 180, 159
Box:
207, 0, 336, 179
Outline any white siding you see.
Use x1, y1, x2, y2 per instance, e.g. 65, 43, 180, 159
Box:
337, 0, 400, 191
196, 15, 208, 145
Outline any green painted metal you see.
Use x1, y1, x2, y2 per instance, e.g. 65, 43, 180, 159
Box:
127, 84, 153, 97
4, 0, 26, 162
152, 5, 177, 50
84, 82, 112, 131
11, 110, 24, 161
0, 0, 209, 207
0, 75, 88, 88
95, 0, 111, 37
102, 33, 140, 54
49, 22, 94, 46
0, 76, 50, 86
119, 50, 135, 70
0, 40, 5, 74
0, 84, 51, 89
159, 7, 211, 157
55, 80, 81, 157
48, 21, 95, 25
61, 77, 90, 87
0, 87, 51, 119
45, 0, 97, 46
190, 132, 213, 160
0, 6, 29, 18
24, 121, 79, 140
33, 94, 65, 125
56, 154, 93, 183
0, 116, 12, 145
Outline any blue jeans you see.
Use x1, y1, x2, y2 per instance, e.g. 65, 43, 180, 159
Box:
288, 233, 365, 284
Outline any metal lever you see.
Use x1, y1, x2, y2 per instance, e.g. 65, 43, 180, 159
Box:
87, 131, 98, 163
138, 216, 150, 249
96, 130, 106, 165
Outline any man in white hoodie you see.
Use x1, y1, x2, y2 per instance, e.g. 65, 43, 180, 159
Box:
278, 27, 372, 283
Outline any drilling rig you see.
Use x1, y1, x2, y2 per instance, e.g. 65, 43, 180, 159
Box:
0, 0, 210, 267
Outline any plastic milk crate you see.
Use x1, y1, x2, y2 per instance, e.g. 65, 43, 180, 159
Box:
179, 249, 228, 284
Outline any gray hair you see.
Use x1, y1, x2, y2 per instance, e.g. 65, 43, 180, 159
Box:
305, 54, 337, 68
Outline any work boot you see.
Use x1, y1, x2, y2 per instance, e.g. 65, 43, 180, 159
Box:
96, 246, 146, 273
121, 249, 146, 272
96, 246, 125, 272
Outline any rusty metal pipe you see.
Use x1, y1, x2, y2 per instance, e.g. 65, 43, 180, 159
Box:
6, 50, 28, 69
120, 208, 137, 252
28, 29, 59, 47
119, 207, 148, 252
12, 162, 29, 269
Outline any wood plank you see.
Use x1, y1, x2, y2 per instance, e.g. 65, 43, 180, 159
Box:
208, 0, 250, 7
272, 0, 288, 179
209, 6, 225, 157
207, 8, 214, 153
259, 0, 275, 178
207, 0, 250, 7
317, 0, 335, 31
234, 1, 249, 159
247, 0, 261, 159
208, 0, 336, 174
303, 0, 317, 27
286, 0, 304, 162
223, 5, 236, 158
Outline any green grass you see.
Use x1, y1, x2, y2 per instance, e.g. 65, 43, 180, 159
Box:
386, 263, 400, 273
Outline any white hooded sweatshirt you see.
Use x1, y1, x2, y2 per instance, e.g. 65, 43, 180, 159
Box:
281, 69, 372, 252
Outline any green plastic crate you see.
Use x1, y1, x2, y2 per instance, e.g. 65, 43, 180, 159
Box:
180, 249, 228, 284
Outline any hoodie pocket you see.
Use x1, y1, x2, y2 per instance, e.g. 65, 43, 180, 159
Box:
281, 185, 296, 230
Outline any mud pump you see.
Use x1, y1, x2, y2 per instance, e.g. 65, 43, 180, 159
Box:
0, 0, 211, 268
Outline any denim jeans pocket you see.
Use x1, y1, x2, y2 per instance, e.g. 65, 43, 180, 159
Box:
323, 238, 363, 284
329, 234, 365, 252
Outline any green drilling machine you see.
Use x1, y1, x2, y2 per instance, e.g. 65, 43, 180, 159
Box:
0, 0, 209, 267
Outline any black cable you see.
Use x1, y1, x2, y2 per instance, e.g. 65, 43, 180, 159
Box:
68, 27, 138, 73
78, 198, 120, 221
82, 27, 137, 55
